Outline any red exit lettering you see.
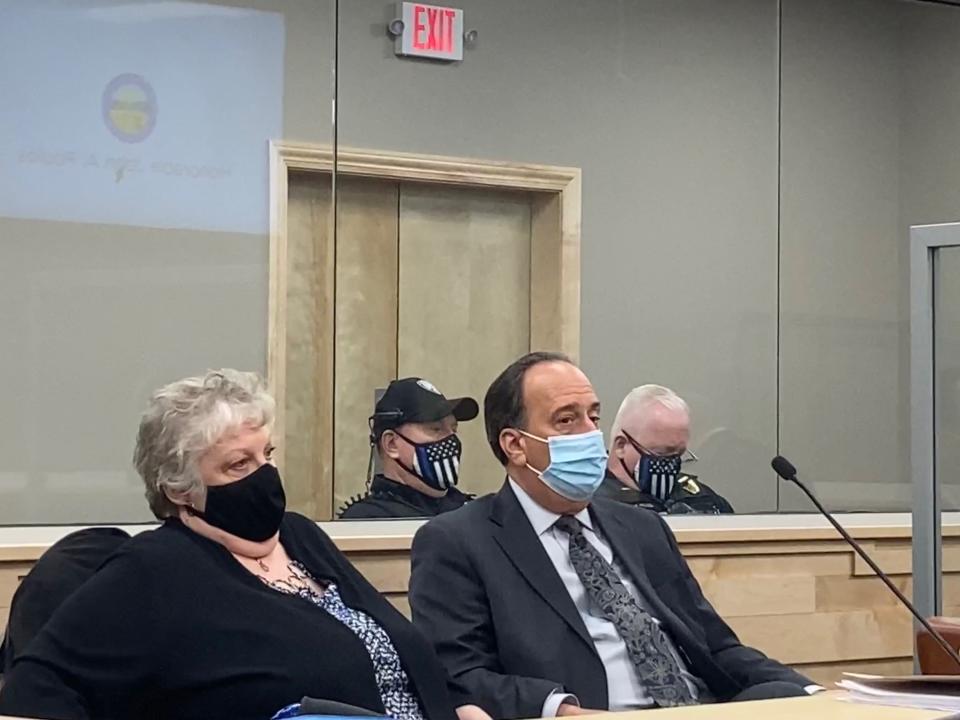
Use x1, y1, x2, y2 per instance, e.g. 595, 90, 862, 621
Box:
413, 5, 457, 53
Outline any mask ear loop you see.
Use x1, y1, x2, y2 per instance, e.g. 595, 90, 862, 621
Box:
517, 429, 547, 444
368, 410, 405, 490
612, 431, 639, 485
380, 428, 433, 485
515, 430, 548, 478
365, 445, 375, 491
366, 416, 382, 491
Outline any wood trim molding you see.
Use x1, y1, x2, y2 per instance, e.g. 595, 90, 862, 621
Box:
268, 141, 582, 480
268, 142, 290, 468
0, 546, 50, 562
670, 524, 922, 544
2, 520, 960, 561
273, 142, 581, 191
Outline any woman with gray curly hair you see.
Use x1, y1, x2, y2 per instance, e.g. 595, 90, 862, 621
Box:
0, 370, 470, 720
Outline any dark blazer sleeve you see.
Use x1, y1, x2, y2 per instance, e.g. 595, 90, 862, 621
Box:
409, 518, 560, 720
654, 515, 811, 689
0, 548, 161, 720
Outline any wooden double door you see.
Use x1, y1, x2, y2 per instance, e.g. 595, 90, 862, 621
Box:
272, 147, 580, 519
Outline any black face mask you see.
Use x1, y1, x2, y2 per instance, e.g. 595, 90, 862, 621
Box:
190, 463, 286, 542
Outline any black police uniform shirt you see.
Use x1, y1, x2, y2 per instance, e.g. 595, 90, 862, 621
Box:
338, 475, 472, 519
596, 469, 735, 514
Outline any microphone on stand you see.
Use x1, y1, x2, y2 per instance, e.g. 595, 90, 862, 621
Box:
771, 455, 960, 671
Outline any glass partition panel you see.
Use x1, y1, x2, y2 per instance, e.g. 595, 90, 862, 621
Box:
332, 0, 780, 515
9, 0, 960, 523
0, 0, 335, 524
778, 0, 960, 512
936, 245, 960, 613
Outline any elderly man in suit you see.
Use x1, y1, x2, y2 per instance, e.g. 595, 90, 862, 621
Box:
409, 352, 814, 720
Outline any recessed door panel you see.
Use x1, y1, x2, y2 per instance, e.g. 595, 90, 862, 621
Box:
397, 183, 532, 496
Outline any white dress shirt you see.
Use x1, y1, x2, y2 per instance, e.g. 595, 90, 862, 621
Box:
507, 479, 701, 715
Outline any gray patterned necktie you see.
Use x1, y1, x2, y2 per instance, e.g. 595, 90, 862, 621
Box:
554, 515, 695, 708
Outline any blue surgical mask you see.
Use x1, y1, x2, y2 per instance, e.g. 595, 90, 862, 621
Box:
520, 429, 608, 502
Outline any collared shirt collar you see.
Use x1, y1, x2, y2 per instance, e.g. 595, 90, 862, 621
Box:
507, 477, 593, 536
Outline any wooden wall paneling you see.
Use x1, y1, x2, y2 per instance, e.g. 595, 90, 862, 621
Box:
348, 552, 410, 594
267, 145, 291, 471
680, 540, 854, 557
557, 171, 581, 361
281, 172, 335, 519
816, 574, 912, 611
0, 563, 31, 634
794, 659, 913, 687
529, 192, 562, 353
333, 177, 400, 512
386, 593, 411, 618
529, 180, 581, 360
685, 551, 853, 578
697, 574, 816, 617
0, 564, 31, 599
726, 607, 913, 665
853, 538, 960, 576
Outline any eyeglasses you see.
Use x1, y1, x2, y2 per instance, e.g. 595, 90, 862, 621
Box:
621, 430, 698, 465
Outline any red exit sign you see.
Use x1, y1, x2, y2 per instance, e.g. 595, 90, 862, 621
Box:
396, 2, 464, 61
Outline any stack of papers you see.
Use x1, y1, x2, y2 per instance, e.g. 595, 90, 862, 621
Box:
837, 673, 960, 714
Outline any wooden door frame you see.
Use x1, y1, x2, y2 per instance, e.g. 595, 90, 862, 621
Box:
268, 140, 581, 515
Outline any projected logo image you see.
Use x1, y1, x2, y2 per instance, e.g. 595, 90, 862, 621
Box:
101, 73, 157, 143
2, 4, 284, 233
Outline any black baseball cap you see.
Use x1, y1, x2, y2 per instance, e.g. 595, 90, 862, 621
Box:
370, 377, 479, 442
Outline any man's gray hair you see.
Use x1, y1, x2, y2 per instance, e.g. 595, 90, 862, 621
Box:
609, 384, 688, 450
133, 369, 275, 519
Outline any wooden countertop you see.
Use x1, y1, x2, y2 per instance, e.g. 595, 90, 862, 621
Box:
0, 693, 947, 720
1, 513, 958, 562
606, 691, 945, 718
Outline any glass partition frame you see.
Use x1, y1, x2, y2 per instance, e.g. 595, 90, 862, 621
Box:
910, 221, 960, 618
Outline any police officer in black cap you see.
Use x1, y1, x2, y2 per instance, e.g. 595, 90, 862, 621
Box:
339, 378, 480, 519
600, 384, 734, 514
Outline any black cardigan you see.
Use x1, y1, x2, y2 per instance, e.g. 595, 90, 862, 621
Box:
0, 513, 458, 720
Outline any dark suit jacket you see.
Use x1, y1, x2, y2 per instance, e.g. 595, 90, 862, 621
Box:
409, 482, 808, 720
